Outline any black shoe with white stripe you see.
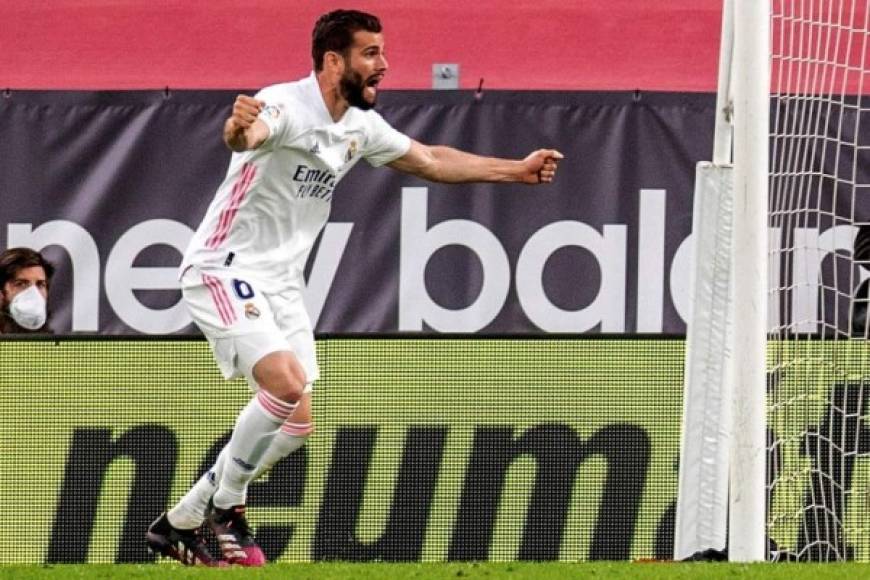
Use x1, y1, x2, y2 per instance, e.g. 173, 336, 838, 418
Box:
208, 504, 266, 566
146, 512, 226, 567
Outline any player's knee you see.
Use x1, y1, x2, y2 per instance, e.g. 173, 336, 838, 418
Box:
269, 371, 305, 403
253, 352, 307, 403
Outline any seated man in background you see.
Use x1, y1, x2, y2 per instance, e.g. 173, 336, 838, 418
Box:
0, 247, 54, 334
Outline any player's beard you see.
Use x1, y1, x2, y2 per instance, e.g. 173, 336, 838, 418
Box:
340, 69, 376, 111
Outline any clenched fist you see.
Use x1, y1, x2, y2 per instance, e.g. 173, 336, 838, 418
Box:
224, 95, 268, 152
228, 95, 265, 132
521, 149, 564, 184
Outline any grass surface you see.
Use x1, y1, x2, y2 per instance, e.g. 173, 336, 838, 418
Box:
0, 562, 866, 579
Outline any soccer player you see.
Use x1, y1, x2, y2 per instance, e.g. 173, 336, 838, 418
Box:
146, 9, 562, 566
0, 247, 54, 334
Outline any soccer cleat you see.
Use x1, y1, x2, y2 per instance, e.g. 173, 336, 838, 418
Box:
145, 512, 226, 567
209, 504, 267, 566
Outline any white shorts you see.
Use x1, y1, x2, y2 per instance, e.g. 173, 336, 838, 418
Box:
181, 267, 319, 389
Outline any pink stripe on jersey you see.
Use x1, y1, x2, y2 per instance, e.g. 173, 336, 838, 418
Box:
206, 165, 247, 249
202, 274, 236, 327
256, 391, 296, 421
206, 163, 257, 249
211, 162, 254, 247
207, 162, 255, 249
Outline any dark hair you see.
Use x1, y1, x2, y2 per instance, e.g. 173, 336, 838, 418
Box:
0, 247, 55, 289
312, 9, 382, 72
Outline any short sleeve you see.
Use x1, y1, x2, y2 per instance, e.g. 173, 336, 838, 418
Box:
362, 110, 412, 167
254, 86, 295, 148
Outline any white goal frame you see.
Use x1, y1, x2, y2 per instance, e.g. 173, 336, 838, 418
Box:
675, 0, 769, 563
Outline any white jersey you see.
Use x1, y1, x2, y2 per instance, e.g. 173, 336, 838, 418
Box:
182, 72, 411, 291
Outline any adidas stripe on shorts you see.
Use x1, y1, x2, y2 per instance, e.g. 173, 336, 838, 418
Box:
180, 266, 319, 389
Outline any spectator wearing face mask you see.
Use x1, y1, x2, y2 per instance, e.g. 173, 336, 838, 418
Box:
0, 247, 54, 334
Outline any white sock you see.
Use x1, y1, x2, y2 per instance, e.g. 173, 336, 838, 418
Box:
253, 429, 309, 479
167, 425, 308, 528
212, 391, 296, 509
167, 450, 227, 529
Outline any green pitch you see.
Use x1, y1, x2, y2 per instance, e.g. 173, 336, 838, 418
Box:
0, 562, 866, 579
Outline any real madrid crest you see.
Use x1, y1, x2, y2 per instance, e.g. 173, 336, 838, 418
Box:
244, 302, 261, 320
345, 139, 358, 163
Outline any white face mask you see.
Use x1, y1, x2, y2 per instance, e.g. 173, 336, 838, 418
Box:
9, 285, 47, 330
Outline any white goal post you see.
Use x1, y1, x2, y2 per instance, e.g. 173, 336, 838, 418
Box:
677, 0, 870, 563
675, 0, 769, 563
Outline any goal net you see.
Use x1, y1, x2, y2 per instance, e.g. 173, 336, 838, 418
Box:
677, 0, 870, 563
768, 0, 870, 561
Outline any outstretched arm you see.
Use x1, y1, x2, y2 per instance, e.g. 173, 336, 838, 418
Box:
223, 95, 271, 152
387, 140, 563, 184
